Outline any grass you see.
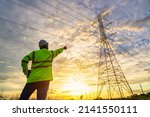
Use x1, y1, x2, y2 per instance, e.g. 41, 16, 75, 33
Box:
0, 92, 150, 100
95, 92, 150, 100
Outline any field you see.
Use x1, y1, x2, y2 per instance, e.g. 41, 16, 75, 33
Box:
0, 92, 150, 100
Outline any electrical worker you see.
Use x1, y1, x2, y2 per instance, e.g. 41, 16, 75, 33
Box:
19, 39, 67, 100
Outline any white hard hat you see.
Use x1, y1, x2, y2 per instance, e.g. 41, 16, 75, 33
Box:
39, 39, 48, 47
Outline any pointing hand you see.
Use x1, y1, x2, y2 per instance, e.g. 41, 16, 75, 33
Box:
63, 46, 67, 50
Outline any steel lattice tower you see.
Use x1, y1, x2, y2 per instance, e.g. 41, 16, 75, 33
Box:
97, 14, 133, 99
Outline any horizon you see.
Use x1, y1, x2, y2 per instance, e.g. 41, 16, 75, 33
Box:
0, 0, 150, 99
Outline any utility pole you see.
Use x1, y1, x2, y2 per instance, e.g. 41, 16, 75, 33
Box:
97, 14, 133, 99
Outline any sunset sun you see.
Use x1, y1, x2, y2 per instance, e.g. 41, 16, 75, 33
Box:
62, 78, 91, 96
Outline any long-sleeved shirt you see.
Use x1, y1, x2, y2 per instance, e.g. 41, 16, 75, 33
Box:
21, 48, 64, 83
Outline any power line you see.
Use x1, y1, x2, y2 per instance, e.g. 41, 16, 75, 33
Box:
103, 39, 146, 64
6, 28, 37, 43
106, 30, 149, 61
113, 36, 141, 56
54, 0, 93, 21
6, 0, 47, 20
74, 0, 94, 15
6, 0, 95, 41
40, 0, 98, 32
41, 0, 86, 22
5, 0, 97, 46
6, 0, 79, 30
108, 38, 143, 63
91, 33, 143, 63
116, 36, 148, 60
0, 17, 47, 34
75, 0, 125, 44
103, 35, 143, 63
119, 31, 149, 57
84, 22, 145, 63
93, 13, 145, 63
3, 0, 147, 63
0, 16, 66, 39
0, 16, 81, 46
79, 0, 124, 17
95, 0, 149, 60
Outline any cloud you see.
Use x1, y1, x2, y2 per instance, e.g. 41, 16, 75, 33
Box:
0, 72, 25, 93
114, 15, 150, 32
144, 68, 150, 71
0, 0, 150, 97
115, 25, 144, 31
135, 16, 150, 27
133, 38, 150, 48
114, 20, 144, 31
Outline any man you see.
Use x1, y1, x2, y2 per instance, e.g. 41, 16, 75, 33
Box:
19, 39, 67, 100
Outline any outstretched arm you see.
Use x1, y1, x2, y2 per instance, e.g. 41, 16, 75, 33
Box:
51, 46, 67, 58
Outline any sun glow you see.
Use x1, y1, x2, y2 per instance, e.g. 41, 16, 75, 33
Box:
62, 77, 90, 96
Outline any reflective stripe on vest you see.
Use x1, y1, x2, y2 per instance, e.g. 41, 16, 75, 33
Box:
31, 65, 52, 69
32, 60, 53, 63
31, 51, 53, 69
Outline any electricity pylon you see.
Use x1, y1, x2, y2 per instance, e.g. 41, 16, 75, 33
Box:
97, 14, 133, 99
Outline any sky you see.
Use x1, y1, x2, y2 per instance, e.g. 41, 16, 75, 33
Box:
0, 0, 150, 99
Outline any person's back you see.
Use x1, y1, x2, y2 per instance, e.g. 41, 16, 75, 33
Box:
19, 39, 67, 100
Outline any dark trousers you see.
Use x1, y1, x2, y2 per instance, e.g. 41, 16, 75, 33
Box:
19, 81, 50, 100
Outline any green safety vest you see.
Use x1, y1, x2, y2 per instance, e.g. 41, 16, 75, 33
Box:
21, 48, 64, 83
